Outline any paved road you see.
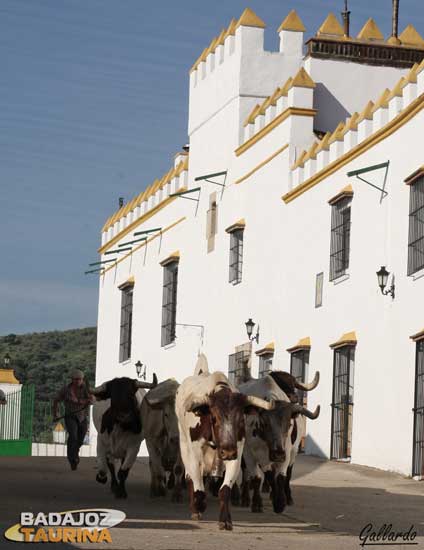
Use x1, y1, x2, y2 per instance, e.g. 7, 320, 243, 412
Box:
1, 455, 423, 549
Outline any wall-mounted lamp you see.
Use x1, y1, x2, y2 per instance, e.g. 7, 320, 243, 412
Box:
245, 318, 260, 344
135, 360, 146, 380
3, 353, 10, 368
376, 266, 395, 299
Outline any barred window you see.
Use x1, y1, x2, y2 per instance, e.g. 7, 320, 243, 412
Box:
228, 350, 250, 385
161, 261, 178, 347
329, 197, 351, 281
290, 349, 310, 406
258, 353, 273, 378
407, 176, 424, 276
229, 229, 244, 284
119, 287, 133, 362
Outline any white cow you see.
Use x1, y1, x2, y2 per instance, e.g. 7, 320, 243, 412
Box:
91, 375, 157, 498
238, 372, 320, 513
175, 354, 274, 530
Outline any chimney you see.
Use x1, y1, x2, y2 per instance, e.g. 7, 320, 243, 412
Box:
341, 0, 351, 37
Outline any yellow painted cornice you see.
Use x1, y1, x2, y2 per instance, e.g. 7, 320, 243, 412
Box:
343, 112, 360, 134
291, 150, 308, 170
357, 18, 384, 41
400, 25, 424, 48
405, 166, 424, 186
279, 76, 293, 97
255, 342, 275, 356
304, 141, 319, 161
225, 18, 237, 38
190, 47, 208, 74
118, 276, 135, 290
225, 218, 246, 233
54, 422, 65, 432
328, 184, 354, 205
417, 57, 424, 75
387, 77, 407, 100
0, 369, 20, 384
407, 63, 419, 83
235, 144, 288, 185
98, 189, 187, 254
236, 8, 266, 30
328, 121, 346, 144
411, 328, 424, 342
244, 104, 261, 127
317, 13, 344, 37
236, 107, 316, 156
289, 67, 315, 90
269, 86, 282, 106
315, 131, 331, 153
278, 10, 306, 33
282, 92, 424, 204
357, 100, 375, 123
286, 336, 311, 353
217, 28, 227, 46
372, 89, 391, 112
330, 331, 357, 349
102, 217, 186, 275
387, 35, 402, 46
160, 250, 180, 267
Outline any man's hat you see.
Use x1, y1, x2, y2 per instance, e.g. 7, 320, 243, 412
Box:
70, 369, 84, 379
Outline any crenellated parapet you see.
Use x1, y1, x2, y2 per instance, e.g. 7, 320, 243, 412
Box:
287, 60, 424, 194
100, 153, 189, 249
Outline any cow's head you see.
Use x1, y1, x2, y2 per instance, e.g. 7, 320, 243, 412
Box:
144, 378, 180, 470
255, 402, 320, 462
188, 386, 274, 461
91, 374, 157, 434
269, 371, 320, 403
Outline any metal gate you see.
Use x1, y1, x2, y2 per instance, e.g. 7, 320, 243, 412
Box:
0, 385, 35, 456
330, 347, 354, 459
412, 340, 424, 477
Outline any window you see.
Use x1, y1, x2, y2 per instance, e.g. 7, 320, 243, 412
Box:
315, 272, 324, 308
206, 193, 218, 253
290, 349, 310, 406
229, 229, 244, 284
407, 176, 424, 276
412, 339, 424, 477
329, 197, 351, 281
161, 261, 179, 347
119, 286, 133, 362
228, 350, 250, 385
258, 353, 273, 377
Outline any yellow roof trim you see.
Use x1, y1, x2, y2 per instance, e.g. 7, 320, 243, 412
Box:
357, 18, 384, 41
118, 276, 135, 290
304, 141, 319, 161
417, 57, 424, 75
328, 184, 354, 205
286, 336, 311, 353
235, 8, 266, 30
357, 100, 375, 123
404, 166, 424, 186
255, 342, 275, 356
343, 112, 360, 133
387, 77, 407, 100
244, 104, 261, 127
400, 25, 424, 48
225, 218, 246, 233
235, 144, 288, 184
225, 18, 237, 38
236, 107, 316, 156
372, 89, 391, 112
278, 10, 306, 33
411, 328, 424, 342
315, 131, 331, 154
282, 93, 424, 204
279, 76, 294, 97
407, 63, 419, 83
54, 422, 65, 432
328, 121, 346, 144
387, 35, 402, 46
189, 47, 208, 74
289, 67, 315, 90
317, 13, 344, 37
160, 250, 180, 267
0, 369, 20, 384
217, 28, 227, 46
269, 87, 282, 106
291, 150, 308, 170
330, 331, 357, 349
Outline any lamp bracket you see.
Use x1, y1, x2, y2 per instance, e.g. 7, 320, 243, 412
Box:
347, 161, 389, 202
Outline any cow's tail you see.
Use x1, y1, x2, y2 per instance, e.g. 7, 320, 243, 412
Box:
194, 353, 209, 376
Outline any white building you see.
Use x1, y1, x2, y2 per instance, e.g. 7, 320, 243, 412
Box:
93, 6, 424, 478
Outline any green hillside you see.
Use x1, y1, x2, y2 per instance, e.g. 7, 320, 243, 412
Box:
0, 327, 96, 441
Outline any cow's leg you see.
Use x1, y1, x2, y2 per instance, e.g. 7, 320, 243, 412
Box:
231, 483, 240, 506
284, 464, 294, 505
167, 471, 175, 490
107, 460, 119, 496
271, 457, 290, 514
251, 476, 263, 513
240, 459, 250, 508
114, 443, 140, 499
171, 456, 184, 503
95, 437, 108, 484
264, 468, 274, 501
262, 475, 270, 493
218, 440, 244, 530
180, 440, 206, 520
115, 466, 129, 499
146, 440, 166, 497
187, 477, 207, 520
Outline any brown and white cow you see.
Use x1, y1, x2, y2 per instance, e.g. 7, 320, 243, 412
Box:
142, 378, 184, 502
238, 372, 320, 514
175, 354, 274, 530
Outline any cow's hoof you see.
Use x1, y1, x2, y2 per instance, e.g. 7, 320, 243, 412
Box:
96, 473, 107, 484
219, 521, 233, 531
231, 485, 241, 507
287, 496, 294, 506
251, 504, 263, 513
115, 489, 127, 499
191, 513, 202, 521
241, 498, 250, 508
194, 490, 207, 513
171, 491, 183, 503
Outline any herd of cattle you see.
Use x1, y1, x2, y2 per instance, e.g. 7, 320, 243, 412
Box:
91, 354, 320, 531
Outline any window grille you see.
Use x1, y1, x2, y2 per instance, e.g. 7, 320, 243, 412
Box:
290, 349, 310, 406
258, 353, 273, 377
407, 176, 424, 276
119, 286, 133, 362
329, 197, 351, 281
229, 229, 244, 284
161, 261, 178, 347
228, 350, 250, 385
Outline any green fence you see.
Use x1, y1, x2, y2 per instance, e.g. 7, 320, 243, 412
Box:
0, 385, 35, 456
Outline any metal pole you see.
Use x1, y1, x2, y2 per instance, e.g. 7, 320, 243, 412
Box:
392, 0, 399, 39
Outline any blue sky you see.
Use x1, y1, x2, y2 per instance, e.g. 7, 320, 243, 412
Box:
1, 0, 423, 335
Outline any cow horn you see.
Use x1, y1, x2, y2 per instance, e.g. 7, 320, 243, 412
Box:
245, 395, 275, 410
90, 382, 107, 396
135, 373, 158, 389
295, 371, 320, 391
292, 404, 321, 419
